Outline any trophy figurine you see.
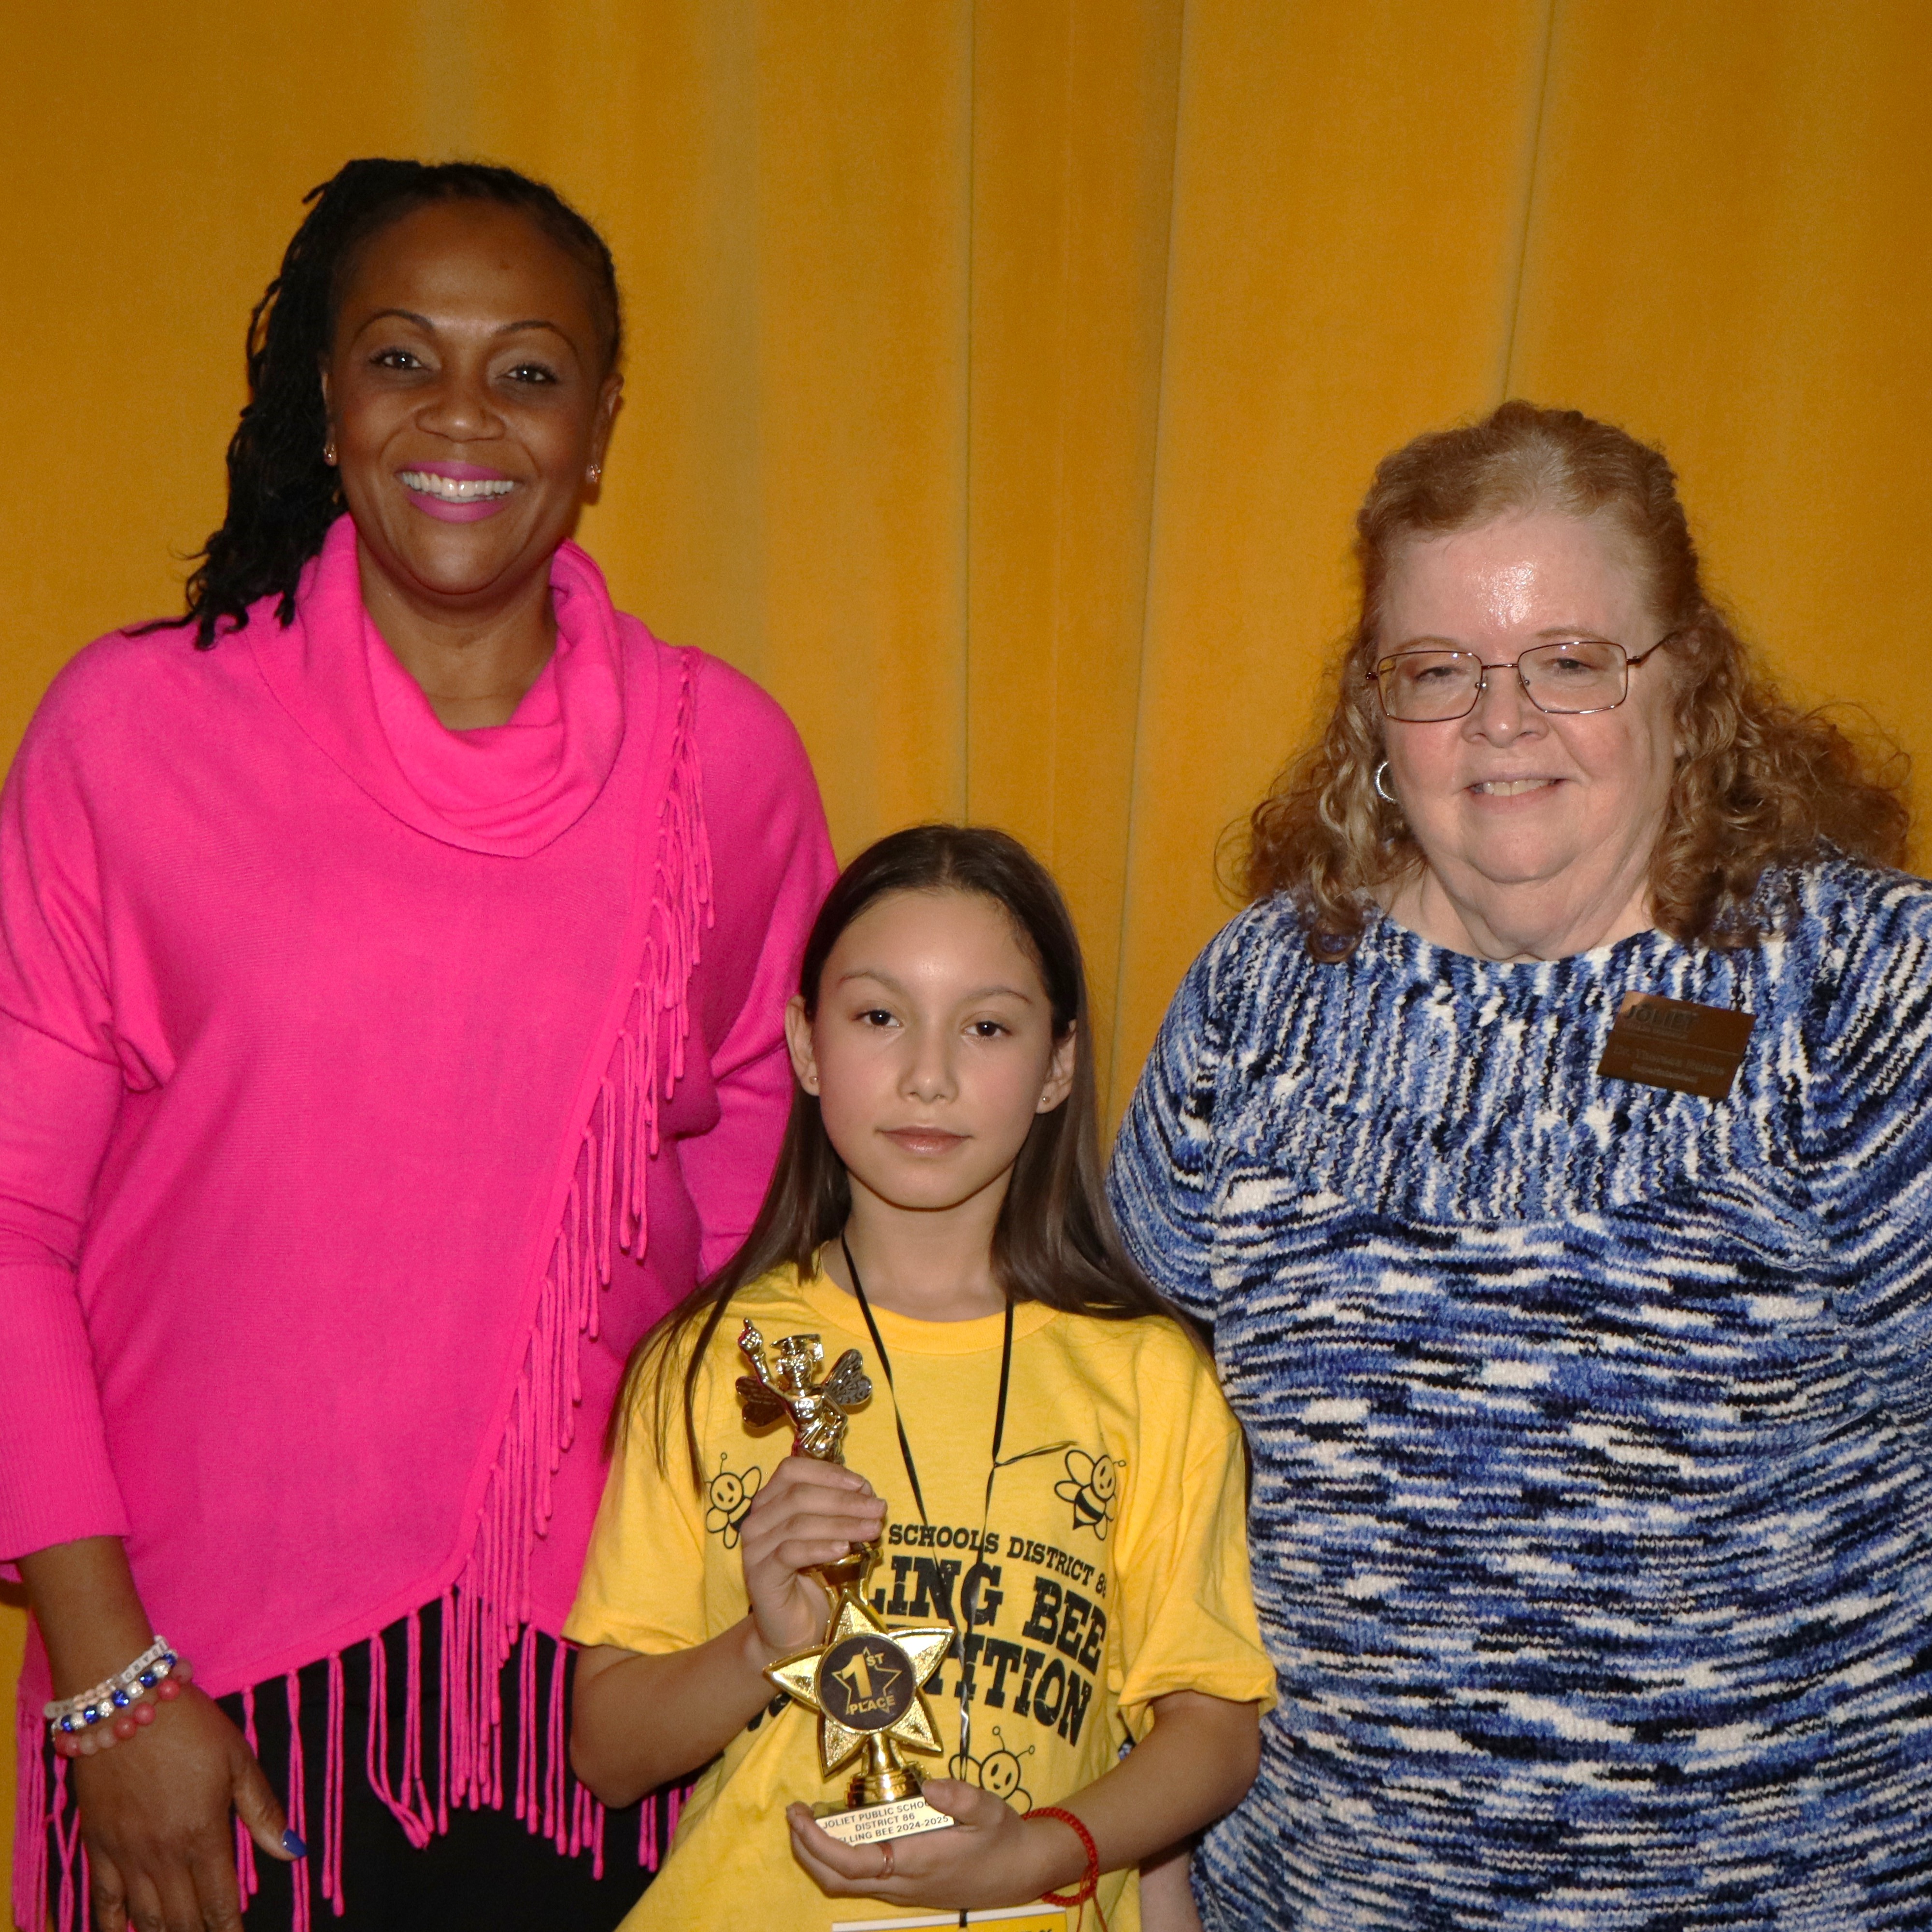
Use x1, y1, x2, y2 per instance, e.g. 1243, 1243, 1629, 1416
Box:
737, 1320, 957, 1846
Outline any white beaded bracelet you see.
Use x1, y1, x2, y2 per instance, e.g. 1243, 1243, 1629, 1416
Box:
43, 1637, 187, 1751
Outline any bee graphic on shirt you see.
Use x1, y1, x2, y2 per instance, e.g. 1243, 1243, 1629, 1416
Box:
704, 1455, 763, 1548
954, 1728, 1034, 1813
1054, 1449, 1120, 1541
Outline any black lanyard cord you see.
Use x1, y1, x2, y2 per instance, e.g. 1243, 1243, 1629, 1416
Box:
839, 1233, 1015, 1817
839, 1233, 1012, 1531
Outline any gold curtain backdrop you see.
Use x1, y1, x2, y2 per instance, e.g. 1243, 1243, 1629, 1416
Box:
4, 0, 1928, 1902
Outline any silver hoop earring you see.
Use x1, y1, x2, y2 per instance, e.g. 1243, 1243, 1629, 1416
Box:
1374, 761, 1397, 805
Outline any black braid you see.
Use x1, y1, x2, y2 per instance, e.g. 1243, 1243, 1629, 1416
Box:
157, 158, 623, 649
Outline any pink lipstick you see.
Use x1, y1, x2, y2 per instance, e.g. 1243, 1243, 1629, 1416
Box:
396, 462, 518, 523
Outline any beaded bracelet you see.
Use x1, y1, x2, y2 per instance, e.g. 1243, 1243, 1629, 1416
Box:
1030, 1804, 1108, 1930
43, 1638, 192, 1756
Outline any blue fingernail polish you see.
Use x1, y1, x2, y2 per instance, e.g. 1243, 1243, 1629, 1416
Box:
284, 1829, 307, 1858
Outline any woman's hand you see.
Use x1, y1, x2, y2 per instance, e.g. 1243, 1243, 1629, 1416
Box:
738, 1455, 885, 1658
21, 1536, 298, 1932
786, 1779, 1083, 1910
73, 1684, 296, 1932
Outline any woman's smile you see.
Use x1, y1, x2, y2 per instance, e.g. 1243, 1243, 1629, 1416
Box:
1467, 775, 1562, 798
398, 461, 521, 520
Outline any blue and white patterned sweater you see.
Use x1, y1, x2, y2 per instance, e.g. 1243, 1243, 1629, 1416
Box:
1110, 860, 1932, 1930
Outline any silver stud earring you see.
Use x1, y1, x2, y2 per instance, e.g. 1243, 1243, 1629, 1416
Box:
323, 440, 337, 466
1374, 761, 1398, 805
587, 463, 602, 484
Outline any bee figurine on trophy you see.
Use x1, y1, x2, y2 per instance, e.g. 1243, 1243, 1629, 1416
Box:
737, 1319, 957, 1847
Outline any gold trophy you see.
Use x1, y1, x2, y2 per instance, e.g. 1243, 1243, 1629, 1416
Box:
737, 1320, 957, 1847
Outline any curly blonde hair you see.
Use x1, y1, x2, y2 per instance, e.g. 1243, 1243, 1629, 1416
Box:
1244, 400, 1912, 960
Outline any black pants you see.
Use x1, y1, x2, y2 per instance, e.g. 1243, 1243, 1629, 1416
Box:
43, 1605, 663, 1932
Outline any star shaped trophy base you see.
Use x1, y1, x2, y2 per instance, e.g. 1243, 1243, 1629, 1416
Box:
766, 1544, 957, 1847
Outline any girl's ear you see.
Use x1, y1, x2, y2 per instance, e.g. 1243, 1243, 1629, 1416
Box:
784, 994, 820, 1094
1036, 1023, 1078, 1115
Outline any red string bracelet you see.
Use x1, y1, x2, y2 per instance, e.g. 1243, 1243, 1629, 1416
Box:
1029, 1805, 1108, 1930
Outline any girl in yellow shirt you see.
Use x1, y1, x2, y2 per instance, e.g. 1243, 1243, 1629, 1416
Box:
568, 825, 1274, 1932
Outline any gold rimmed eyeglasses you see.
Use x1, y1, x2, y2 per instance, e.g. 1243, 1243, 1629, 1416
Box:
1366, 633, 1679, 723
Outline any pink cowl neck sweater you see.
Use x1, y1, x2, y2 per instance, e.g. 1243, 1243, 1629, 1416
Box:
0, 515, 835, 1924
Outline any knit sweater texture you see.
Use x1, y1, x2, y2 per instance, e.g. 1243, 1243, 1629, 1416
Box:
1110, 861, 1932, 1930
0, 516, 835, 1925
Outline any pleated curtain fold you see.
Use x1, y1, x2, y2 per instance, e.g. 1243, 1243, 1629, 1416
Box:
5, 1, 1929, 1894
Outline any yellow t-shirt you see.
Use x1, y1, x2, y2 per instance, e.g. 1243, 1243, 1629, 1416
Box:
566, 1264, 1276, 1932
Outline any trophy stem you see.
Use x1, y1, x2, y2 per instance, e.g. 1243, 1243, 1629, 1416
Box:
848, 1731, 925, 1809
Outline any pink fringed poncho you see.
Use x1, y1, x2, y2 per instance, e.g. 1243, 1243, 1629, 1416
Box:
0, 517, 835, 1925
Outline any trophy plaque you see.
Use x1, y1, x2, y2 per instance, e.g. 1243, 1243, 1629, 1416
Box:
737, 1320, 957, 1845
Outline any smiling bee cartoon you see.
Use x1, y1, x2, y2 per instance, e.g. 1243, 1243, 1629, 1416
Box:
958, 1727, 1035, 1813
703, 1455, 762, 1548
1054, 1449, 1120, 1540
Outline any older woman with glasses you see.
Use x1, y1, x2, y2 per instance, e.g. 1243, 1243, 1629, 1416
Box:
1111, 401, 1930, 1930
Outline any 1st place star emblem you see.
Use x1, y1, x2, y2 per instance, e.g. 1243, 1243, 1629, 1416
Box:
767, 1596, 953, 1779
822, 1635, 912, 1726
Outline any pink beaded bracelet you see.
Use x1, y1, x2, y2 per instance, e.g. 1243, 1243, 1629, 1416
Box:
44, 1641, 193, 1758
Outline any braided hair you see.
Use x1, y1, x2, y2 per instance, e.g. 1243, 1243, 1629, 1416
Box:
169, 158, 623, 648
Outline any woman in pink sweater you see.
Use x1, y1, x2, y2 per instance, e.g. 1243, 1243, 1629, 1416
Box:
1, 160, 835, 1932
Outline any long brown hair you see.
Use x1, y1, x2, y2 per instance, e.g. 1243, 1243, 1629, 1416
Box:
616, 824, 1178, 1483
1244, 400, 1912, 959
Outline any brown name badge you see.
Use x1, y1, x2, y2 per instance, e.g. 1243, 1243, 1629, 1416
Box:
1597, 991, 1757, 1100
